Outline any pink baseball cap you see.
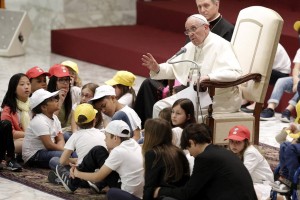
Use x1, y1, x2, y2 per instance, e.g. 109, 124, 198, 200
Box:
224, 125, 251, 141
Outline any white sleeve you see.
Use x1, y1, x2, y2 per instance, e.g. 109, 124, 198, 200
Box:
104, 148, 123, 171
293, 49, 300, 63
243, 146, 261, 174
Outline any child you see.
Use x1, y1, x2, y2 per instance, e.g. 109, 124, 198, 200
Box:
90, 85, 141, 141
105, 70, 136, 108
225, 125, 274, 200
48, 64, 81, 140
0, 120, 22, 171
171, 98, 196, 147
61, 60, 82, 87
106, 118, 190, 200
56, 120, 144, 198
48, 103, 106, 184
158, 107, 172, 125
1, 73, 31, 154
26, 66, 50, 94
22, 89, 65, 168
70, 83, 102, 133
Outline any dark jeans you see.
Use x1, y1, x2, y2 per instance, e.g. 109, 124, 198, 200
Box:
0, 120, 15, 161
134, 78, 167, 128
106, 188, 141, 200
279, 141, 300, 181
27, 149, 63, 168
269, 70, 289, 86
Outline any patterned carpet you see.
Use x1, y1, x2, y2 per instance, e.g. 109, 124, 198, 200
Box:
0, 143, 279, 200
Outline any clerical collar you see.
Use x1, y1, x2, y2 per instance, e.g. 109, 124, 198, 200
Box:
209, 14, 222, 30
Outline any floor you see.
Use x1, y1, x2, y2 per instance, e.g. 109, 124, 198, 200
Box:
0, 7, 291, 200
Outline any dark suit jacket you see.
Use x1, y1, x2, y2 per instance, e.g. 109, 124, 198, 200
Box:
159, 144, 258, 200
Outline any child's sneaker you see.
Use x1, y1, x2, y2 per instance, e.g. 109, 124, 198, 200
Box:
56, 165, 77, 193
260, 108, 275, 121
48, 170, 61, 185
7, 160, 22, 172
280, 109, 291, 123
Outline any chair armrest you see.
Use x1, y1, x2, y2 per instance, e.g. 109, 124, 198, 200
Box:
199, 73, 262, 89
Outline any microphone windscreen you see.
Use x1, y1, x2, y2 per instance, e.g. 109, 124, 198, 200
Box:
294, 21, 300, 32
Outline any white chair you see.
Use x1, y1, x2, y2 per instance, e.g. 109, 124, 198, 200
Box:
200, 6, 284, 145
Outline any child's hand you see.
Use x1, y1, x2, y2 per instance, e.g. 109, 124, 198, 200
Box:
69, 163, 77, 179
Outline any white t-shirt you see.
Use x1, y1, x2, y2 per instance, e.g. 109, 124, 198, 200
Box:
64, 128, 107, 164
104, 105, 141, 132
22, 113, 62, 163
172, 127, 183, 148
118, 93, 133, 108
244, 145, 273, 200
104, 139, 144, 198
293, 48, 300, 63
272, 43, 291, 74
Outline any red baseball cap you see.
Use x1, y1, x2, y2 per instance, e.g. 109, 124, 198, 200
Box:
26, 66, 50, 79
49, 64, 70, 77
224, 125, 250, 141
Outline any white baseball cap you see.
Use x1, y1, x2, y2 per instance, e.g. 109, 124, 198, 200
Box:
30, 89, 59, 110
105, 120, 130, 137
90, 85, 116, 102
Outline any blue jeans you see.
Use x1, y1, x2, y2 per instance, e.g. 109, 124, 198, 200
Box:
279, 141, 300, 180
49, 152, 78, 170
268, 77, 298, 107
27, 149, 63, 168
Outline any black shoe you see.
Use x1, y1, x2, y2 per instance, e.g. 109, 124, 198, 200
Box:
260, 108, 275, 121
56, 165, 77, 193
48, 170, 62, 185
88, 181, 107, 194
280, 109, 291, 123
7, 160, 22, 172
240, 107, 254, 113
241, 102, 251, 108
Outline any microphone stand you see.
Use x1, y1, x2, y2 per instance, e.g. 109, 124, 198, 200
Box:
168, 59, 203, 123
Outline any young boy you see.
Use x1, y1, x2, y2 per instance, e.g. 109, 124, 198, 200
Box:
26, 66, 50, 94
90, 85, 141, 141
48, 103, 107, 183
56, 120, 144, 198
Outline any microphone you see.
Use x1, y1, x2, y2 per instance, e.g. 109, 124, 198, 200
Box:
167, 47, 187, 63
175, 47, 187, 56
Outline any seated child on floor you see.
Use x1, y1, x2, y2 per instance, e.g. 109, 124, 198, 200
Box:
48, 103, 106, 185
56, 120, 144, 198
225, 125, 274, 200
22, 89, 65, 168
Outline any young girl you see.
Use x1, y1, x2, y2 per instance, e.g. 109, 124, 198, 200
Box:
48, 64, 81, 139
225, 125, 274, 200
1, 73, 31, 154
70, 83, 102, 133
22, 89, 65, 168
105, 70, 136, 108
171, 98, 196, 147
61, 60, 82, 87
105, 118, 190, 200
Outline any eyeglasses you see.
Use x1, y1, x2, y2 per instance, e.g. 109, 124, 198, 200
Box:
184, 24, 204, 35
57, 77, 70, 84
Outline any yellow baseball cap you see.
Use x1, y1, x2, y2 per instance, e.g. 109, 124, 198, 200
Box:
105, 71, 136, 87
294, 21, 300, 33
74, 103, 98, 124
61, 60, 79, 74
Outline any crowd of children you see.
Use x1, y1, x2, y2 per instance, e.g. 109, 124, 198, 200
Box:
1, 26, 300, 198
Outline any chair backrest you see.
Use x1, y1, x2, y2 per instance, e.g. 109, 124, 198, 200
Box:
231, 6, 283, 103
